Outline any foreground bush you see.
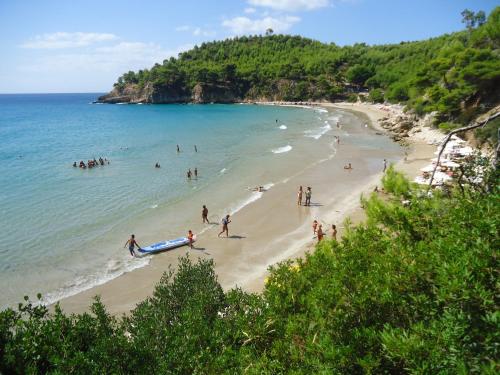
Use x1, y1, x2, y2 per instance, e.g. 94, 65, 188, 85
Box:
1, 168, 498, 374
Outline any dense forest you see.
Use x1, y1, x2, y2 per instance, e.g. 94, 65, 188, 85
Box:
1, 163, 498, 373
103, 7, 499, 132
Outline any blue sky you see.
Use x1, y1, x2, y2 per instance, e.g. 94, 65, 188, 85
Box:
0, 0, 497, 93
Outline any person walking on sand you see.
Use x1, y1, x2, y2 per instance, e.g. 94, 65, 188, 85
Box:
317, 224, 324, 243
383, 159, 387, 172
124, 234, 141, 257
331, 224, 337, 241
187, 230, 194, 249
305, 187, 312, 206
312, 220, 318, 236
297, 186, 303, 205
218, 214, 231, 237
202, 205, 209, 224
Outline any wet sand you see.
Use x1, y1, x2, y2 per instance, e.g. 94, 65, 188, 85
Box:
57, 103, 436, 315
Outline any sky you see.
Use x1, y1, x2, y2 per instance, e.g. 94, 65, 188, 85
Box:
0, 0, 497, 93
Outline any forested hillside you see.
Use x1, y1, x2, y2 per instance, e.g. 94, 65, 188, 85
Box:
100, 7, 499, 128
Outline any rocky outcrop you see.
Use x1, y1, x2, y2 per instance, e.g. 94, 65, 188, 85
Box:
96, 82, 241, 104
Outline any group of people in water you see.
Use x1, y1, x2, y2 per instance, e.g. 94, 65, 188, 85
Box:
73, 157, 109, 169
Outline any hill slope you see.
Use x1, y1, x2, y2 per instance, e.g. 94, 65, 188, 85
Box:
98, 7, 499, 128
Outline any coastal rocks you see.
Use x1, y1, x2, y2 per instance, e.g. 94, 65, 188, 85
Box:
190, 83, 240, 103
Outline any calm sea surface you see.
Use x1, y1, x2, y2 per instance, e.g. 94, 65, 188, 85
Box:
1, 93, 363, 307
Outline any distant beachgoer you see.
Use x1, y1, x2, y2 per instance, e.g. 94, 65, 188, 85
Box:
331, 224, 337, 241
374, 185, 379, 193
187, 169, 192, 179
305, 187, 312, 206
124, 234, 141, 257
317, 224, 324, 242
194, 145, 198, 152
73, 162, 77, 167
248, 186, 264, 192
194, 168, 198, 178
312, 220, 318, 235
218, 215, 231, 237
188, 230, 194, 249
177, 145, 180, 153
383, 159, 387, 172
155, 162, 161, 168
202, 205, 209, 224
344, 163, 352, 170
337, 136, 340, 144
276, 119, 278, 123
297, 186, 303, 205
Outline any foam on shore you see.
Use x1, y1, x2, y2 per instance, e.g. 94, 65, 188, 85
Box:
272, 145, 292, 153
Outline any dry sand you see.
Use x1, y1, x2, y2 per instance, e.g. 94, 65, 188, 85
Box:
57, 102, 438, 315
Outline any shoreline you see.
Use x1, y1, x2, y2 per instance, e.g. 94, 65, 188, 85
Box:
55, 101, 439, 315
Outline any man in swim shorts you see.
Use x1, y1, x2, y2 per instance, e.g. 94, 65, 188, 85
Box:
202, 205, 209, 224
124, 234, 141, 257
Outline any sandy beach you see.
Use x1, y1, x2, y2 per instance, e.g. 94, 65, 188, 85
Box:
57, 102, 441, 315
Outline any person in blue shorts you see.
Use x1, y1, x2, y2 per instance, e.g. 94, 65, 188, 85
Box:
124, 234, 142, 257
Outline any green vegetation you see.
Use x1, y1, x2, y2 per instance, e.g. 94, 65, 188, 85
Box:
1, 165, 498, 374
113, 7, 499, 132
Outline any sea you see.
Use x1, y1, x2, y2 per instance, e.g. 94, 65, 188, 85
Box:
1, 93, 392, 308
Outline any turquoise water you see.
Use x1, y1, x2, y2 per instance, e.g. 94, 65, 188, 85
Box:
0, 94, 347, 307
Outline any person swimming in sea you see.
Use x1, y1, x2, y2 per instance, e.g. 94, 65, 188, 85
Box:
124, 234, 142, 257
155, 162, 161, 168
187, 169, 192, 179
194, 145, 198, 152
177, 144, 180, 153
73, 162, 77, 167
194, 168, 198, 178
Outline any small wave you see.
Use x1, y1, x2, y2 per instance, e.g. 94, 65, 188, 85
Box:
272, 145, 292, 154
315, 108, 328, 113
279, 125, 287, 130
150, 204, 158, 209
228, 183, 274, 216
304, 124, 332, 140
41, 254, 150, 306
219, 168, 227, 174
116, 102, 128, 105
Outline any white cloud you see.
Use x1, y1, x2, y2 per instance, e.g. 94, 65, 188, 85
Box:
244, 7, 256, 13
20, 32, 117, 49
222, 15, 300, 34
248, 0, 329, 11
175, 25, 190, 31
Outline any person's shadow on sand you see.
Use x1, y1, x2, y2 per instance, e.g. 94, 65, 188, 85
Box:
228, 235, 246, 239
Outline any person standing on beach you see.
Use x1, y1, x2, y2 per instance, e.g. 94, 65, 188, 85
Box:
297, 186, 303, 205
305, 187, 312, 206
331, 224, 337, 241
383, 159, 387, 172
317, 224, 324, 243
312, 220, 318, 236
187, 230, 194, 249
124, 234, 141, 257
202, 205, 209, 224
218, 215, 231, 237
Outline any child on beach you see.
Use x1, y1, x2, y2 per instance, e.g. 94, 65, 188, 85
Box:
317, 224, 324, 243
331, 224, 337, 241
188, 230, 194, 249
124, 234, 141, 257
312, 220, 318, 236
297, 186, 303, 205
